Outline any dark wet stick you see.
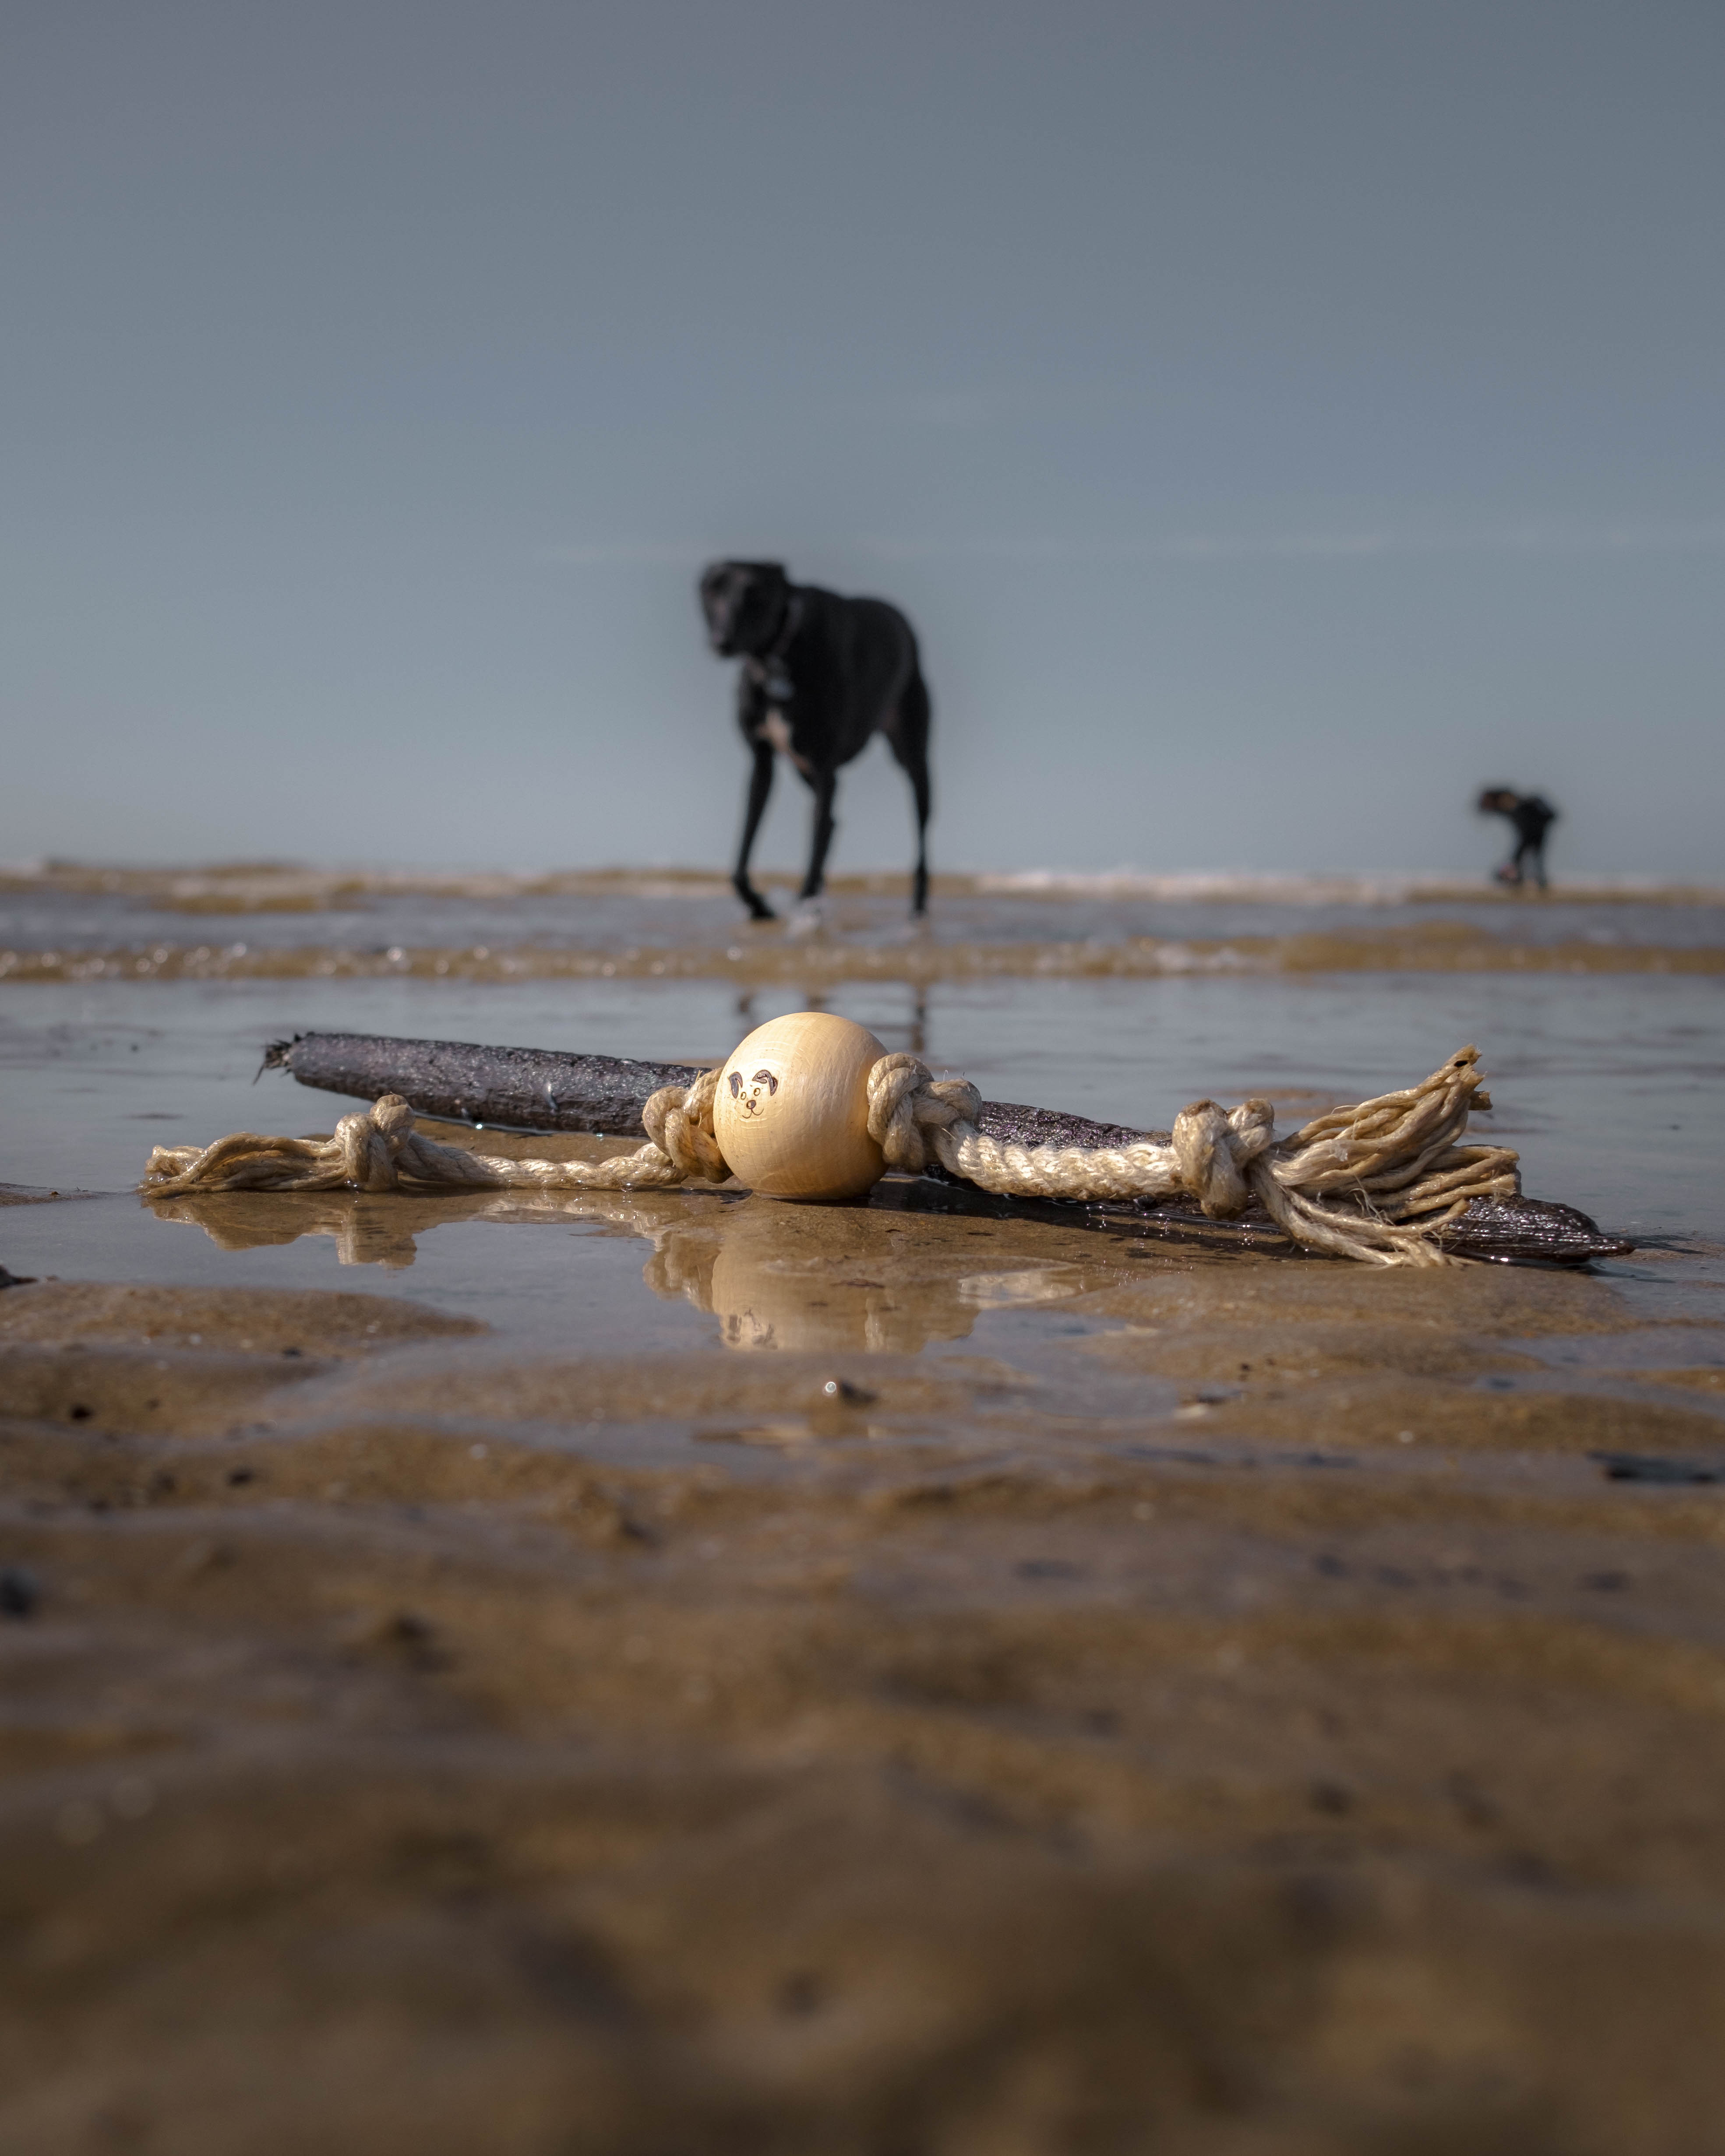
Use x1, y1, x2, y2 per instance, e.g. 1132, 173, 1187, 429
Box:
1594, 1454, 1725, 1486
262, 1032, 1154, 1148
262, 1031, 1634, 1265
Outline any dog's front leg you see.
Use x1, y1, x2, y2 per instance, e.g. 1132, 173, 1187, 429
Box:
800, 768, 838, 905
733, 738, 779, 921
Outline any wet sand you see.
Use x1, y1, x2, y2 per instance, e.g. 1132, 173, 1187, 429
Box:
3, 883, 1724, 2151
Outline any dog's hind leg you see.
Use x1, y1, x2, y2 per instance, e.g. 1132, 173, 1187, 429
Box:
905, 755, 931, 916
733, 740, 779, 921
884, 671, 932, 915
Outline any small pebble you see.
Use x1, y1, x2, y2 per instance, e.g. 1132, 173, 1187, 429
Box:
0, 1566, 40, 1618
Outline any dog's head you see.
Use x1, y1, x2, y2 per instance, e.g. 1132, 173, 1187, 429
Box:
726, 1063, 781, 1120
699, 560, 792, 658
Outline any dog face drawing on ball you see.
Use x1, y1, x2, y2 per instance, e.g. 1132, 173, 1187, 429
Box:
698, 559, 934, 924
727, 1064, 781, 1120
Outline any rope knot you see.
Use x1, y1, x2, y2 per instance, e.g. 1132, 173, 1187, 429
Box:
641, 1067, 729, 1182
370, 1093, 416, 1138
866, 1055, 982, 1174
335, 1098, 412, 1191
1171, 1097, 1275, 1218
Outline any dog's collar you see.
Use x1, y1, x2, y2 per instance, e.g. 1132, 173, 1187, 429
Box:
748, 590, 802, 703
764, 589, 803, 664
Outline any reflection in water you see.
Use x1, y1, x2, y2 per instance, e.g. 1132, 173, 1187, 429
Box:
151, 1187, 514, 1269
152, 1181, 1095, 1352
734, 986, 925, 1054
642, 1203, 1080, 1353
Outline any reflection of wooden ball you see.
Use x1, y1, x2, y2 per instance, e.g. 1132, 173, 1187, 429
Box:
714, 1012, 887, 1201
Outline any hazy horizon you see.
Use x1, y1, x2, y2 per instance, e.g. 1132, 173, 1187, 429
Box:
4, 2, 1721, 881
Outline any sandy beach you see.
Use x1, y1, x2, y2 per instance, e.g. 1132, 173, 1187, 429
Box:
3, 870, 1724, 2152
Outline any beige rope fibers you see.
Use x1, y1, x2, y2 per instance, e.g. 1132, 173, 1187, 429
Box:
140, 1048, 1517, 1267
139, 1071, 730, 1200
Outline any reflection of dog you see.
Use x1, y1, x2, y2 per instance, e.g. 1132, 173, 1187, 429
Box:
727, 1065, 780, 1120
699, 559, 933, 922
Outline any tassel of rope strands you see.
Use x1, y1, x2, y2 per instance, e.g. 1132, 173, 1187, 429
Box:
139, 1047, 1517, 1266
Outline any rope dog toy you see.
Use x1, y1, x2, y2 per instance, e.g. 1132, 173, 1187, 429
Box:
141, 1012, 1518, 1268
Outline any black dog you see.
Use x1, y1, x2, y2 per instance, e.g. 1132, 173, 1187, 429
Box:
1476, 787, 1558, 889
699, 560, 932, 921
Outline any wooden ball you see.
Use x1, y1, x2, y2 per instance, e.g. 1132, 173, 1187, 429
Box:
713, 1012, 887, 1201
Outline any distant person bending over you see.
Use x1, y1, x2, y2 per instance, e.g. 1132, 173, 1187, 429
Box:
1476, 788, 1558, 889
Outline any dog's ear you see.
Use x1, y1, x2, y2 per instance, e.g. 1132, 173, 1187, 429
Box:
740, 561, 788, 590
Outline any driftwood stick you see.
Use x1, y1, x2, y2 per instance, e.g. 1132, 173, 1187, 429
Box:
260, 1030, 1151, 1152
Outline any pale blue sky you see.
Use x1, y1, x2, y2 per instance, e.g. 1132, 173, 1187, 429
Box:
4, 1, 1721, 877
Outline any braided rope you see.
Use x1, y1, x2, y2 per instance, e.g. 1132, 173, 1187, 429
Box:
139, 1048, 1516, 1266
864, 1045, 1516, 1267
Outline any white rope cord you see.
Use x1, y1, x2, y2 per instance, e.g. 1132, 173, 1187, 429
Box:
138, 1069, 730, 1199
138, 1047, 1517, 1266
